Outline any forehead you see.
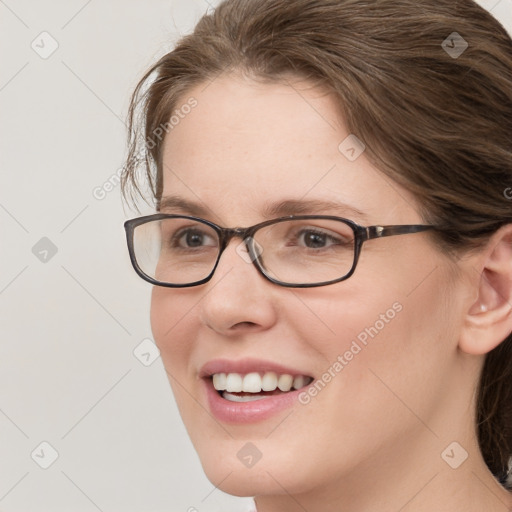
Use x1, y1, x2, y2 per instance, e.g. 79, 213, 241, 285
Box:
163, 73, 343, 166
159, 73, 419, 225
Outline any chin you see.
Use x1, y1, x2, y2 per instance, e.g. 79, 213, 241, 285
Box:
200, 457, 296, 497
193, 435, 323, 498
207, 471, 270, 497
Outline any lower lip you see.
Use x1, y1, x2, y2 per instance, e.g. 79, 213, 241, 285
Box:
203, 378, 305, 424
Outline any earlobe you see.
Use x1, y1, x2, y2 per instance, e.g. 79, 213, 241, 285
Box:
459, 225, 512, 356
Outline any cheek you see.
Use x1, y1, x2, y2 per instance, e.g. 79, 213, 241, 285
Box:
150, 287, 197, 381
150, 287, 209, 436
295, 263, 456, 435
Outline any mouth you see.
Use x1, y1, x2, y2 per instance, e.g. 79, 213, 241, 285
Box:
210, 371, 314, 402
199, 358, 315, 423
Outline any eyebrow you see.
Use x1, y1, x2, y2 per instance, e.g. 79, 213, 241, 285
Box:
158, 195, 368, 222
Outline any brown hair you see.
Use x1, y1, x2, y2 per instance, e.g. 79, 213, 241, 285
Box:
121, 0, 512, 486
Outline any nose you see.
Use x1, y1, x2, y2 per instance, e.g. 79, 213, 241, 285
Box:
198, 238, 278, 336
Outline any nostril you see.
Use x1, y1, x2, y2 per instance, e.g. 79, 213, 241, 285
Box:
233, 321, 257, 329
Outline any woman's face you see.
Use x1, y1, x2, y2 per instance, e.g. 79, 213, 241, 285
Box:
151, 74, 468, 497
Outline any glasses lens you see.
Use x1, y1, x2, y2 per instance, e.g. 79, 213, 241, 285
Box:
131, 216, 356, 286
132, 217, 219, 285
254, 218, 356, 285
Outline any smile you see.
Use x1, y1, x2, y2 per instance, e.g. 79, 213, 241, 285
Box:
212, 372, 314, 402
200, 358, 315, 423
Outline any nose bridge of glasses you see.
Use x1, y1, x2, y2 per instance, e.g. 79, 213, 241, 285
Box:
215, 226, 264, 268
219, 226, 255, 246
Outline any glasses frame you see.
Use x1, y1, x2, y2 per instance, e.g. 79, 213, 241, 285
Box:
124, 213, 435, 288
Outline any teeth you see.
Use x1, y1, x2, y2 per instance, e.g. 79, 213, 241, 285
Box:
277, 374, 293, 392
222, 391, 269, 402
242, 372, 262, 393
211, 371, 312, 393
212, 373, 227, 391
225, 373, 243, 392
292, 375, 307, 389
261, 372, 278, 391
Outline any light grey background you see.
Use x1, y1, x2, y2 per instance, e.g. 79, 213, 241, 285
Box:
0, 1, 510, 511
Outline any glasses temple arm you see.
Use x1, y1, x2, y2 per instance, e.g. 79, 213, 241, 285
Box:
364, 224, 434, 241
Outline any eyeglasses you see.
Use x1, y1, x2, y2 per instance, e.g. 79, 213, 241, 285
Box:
124, 214, 434, 288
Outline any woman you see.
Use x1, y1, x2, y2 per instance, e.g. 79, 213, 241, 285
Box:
121, 0, 512, 510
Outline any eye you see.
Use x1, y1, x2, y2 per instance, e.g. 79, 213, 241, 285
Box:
168, 227, 218, 250
296, 228, 343, 249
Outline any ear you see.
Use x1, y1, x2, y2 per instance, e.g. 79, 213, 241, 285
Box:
459, 224, 512, 355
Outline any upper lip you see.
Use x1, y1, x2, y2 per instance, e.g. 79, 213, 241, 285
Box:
199, 358, 313, 378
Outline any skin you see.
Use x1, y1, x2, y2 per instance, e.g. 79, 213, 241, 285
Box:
150, 72, 512, 511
